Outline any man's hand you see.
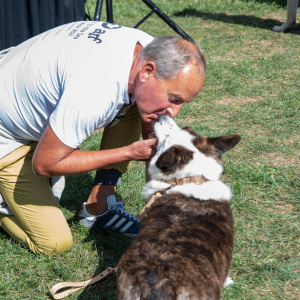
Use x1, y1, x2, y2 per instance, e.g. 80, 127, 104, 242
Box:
127, 138, 157, 161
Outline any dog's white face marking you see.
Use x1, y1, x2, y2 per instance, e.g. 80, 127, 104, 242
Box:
148, 115, 223, 181
153, 115, 197, 157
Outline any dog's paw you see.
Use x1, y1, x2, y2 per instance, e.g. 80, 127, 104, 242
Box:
272, 25, 284, 32
272, 21, 294, 32
223, 276, 234, 288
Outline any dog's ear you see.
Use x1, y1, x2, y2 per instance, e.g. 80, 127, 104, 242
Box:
207, 135, 241, 157
156, 146, 193, 173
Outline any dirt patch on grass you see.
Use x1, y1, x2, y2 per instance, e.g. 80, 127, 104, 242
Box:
219, 96, 263, 105
268, 11, 285, 21
266, 152, 299, 167
274, 202, 298, 216
284, 135, 299, 146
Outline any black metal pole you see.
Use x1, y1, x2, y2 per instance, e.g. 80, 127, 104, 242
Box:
140, 0, 194, 42
106, 0, 113, 23
134, 10, 155, 28
94, 0, 194, 42
94, 0, 103, 21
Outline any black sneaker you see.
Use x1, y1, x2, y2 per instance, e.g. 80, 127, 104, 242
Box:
78, 195, 140, 237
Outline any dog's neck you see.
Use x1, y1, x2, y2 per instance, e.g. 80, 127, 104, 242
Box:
138, 176, 231, 221
164, 175, 208, 186
143, 176, 232, 203
137, 175, 207, 220
158, 175, 208, 194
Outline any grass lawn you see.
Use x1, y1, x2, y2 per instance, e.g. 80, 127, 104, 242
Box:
0, 0, 299, 299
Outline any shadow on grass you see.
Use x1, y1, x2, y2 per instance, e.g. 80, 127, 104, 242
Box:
60, 174, 131, 299
0, 226, 10, 238
251, 0, 286, 6
173, 9, 300, 35
60, 173, 94, 215
77, 228, 132, 299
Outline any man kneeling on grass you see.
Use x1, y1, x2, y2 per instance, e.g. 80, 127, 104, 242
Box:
0, 21, 206, 254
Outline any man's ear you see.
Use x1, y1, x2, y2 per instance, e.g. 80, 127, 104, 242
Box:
139, 61, 157, 82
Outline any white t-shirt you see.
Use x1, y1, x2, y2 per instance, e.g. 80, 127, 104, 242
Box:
0, 21, 153, 159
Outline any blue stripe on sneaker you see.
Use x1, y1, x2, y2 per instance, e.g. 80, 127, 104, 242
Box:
120, 221, 133, 233
105, 215, 119, 227
113, 218, 127, 230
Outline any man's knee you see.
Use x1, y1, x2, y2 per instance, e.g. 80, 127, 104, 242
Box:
32, 232, 73, 255
50, 233, 73, 254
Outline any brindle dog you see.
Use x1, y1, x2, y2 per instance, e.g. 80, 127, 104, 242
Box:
117, 115, 241, 300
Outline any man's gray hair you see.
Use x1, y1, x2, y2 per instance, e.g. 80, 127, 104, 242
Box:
139, 36, 206, 81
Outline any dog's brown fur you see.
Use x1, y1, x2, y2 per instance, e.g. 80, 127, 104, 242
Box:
117, 118, 240, 300
118, 195, 234, 299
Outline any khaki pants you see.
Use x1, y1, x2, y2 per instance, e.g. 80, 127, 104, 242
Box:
0, 103, 141, 254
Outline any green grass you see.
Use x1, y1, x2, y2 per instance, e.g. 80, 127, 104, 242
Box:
1, 0, 299, 299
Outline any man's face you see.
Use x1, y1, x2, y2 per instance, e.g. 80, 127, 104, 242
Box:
134, 62, 205, 124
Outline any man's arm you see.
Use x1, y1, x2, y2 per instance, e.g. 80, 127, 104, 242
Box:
32, 125, 157, 177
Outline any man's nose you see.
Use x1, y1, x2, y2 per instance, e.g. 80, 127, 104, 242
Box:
166, 104, 182, 118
